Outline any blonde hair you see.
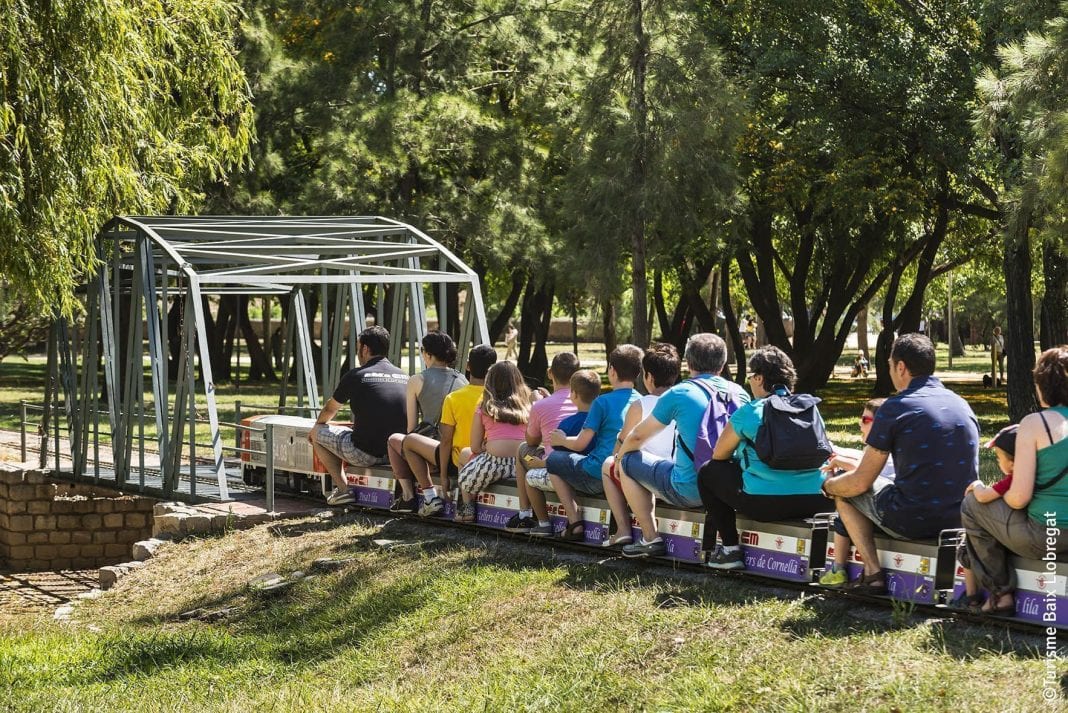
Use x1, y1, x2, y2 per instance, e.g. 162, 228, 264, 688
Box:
481, 361, 531, 425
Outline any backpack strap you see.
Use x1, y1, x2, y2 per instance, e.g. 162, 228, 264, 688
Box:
1034, 466, 1068, 492
1039, 412, 1055, 446
675, 378, 718, 462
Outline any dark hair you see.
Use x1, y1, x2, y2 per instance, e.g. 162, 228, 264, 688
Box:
748, 345, 797, 391
864, 397, 886, 415
421, 330, 457, 365
890, 333, 936, 378
550, 352, 581, 385
988, 424, 1019, 458
569, 369, 602, 405
466, 344, 498, 380
1034, 346, 1068, 407
481, 361, 531, 425
608, 344, 644, 382
643, 343, 681, 388
684, 333, 727, 374
358, 326, 390, 357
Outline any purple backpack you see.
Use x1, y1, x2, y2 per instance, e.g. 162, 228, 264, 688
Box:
676, 378, 742, 471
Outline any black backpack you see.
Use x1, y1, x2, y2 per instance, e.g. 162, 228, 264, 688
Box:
754, 387, 833, 471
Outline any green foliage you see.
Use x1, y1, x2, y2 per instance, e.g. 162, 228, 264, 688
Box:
0, 0, 253, 316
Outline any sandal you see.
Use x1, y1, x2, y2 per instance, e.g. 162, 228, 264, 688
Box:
557, 520, 585, 542
981, 592, 1015, 616
602, 533, 633, 548
947, 592, 984, 613
850, 569, 887, 595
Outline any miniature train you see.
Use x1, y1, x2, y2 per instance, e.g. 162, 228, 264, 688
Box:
240, 414, 1068, 630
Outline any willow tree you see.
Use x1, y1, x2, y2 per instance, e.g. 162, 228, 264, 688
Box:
0, 0, 253, 316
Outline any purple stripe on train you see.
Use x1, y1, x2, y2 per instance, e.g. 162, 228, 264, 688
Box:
351, 486, 394, 509
742, 549, 810, 582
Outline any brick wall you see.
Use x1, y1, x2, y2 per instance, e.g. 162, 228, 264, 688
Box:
0, 465, 156, 572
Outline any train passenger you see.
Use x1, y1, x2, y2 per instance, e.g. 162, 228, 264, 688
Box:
701, 346, 832, 568
547, 345, 644, 541
455, 361, 532, 523
950, 424, 1018, 611
309, 326, 409, 506
818, 398, 893, 586
505, 352, 581, 534
822, 333, 980, 594
601, 343, 680, 548
958, 347, 1068, 614
517, 369, 599, 535
385, 331, 468, 513
616, 333, 749, 558
417, 344, 498, 517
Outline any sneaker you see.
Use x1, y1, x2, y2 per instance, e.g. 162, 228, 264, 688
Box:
389, 496, 418, 513
455, 502, 477, 523
621, 538, 666, 558
818, 565, 848, 587
505, 514, 538, 533
705, 546, 745, 570
418, 496, 445, 518
326, 488, 354, 505
528, 523, 553, 537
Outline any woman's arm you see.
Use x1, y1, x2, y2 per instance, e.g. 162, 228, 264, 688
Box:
405, 373, 422, 432
711, 423, 741, 461
1004, 412, 1043, 509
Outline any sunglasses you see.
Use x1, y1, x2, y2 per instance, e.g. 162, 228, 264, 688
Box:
860, 415, 874, 425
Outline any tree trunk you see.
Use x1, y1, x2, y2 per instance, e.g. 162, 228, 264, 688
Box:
627, 0, 650, 349
720, 259, 746, 384
602, 297, 617, 360
517, 277, 537, 376
571, 298, 579, 355
1003, 207, 1039, 420
653, 269, 671, 340
517, 278, 553, 386
1041, 240, 1068, 350
239, 296, 275, 381
488, 270, 525, 344
857, 304, 869, 357
873, 326, 897, 396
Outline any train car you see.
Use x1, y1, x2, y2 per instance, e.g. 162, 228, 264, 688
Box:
738, 517, 826, 583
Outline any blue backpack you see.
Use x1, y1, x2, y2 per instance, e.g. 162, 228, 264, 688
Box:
675, 379, 743, 471
753, 388, 833, 470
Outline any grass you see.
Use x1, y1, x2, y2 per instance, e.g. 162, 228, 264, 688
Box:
0, 514, 1059, 712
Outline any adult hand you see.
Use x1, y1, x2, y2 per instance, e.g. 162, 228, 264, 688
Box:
549, 429, 566, 447
307, 423, 323, 444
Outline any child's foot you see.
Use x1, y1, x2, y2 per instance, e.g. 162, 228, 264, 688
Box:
981, 592, 1015, 616
818, 563, 848, 587
947, 591, 983, 612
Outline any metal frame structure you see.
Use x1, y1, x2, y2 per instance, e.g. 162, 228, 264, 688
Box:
48, 216, 489, 500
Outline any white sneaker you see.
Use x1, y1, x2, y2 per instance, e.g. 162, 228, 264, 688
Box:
326, 487, 354, 505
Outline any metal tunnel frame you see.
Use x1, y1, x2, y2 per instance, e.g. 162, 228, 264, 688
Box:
49, 216, 489, 500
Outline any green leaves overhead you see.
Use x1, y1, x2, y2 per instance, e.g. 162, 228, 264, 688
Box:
0, 0, 253, 316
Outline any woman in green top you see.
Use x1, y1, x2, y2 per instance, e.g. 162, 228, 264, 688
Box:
959, 346, 1068, 615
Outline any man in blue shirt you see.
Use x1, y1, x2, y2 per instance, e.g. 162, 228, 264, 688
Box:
616, 333, 750, 557
822, 333, 980, 594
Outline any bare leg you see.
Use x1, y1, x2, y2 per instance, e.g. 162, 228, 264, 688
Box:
833, 532, 851, 568
963, 568, 979, 597
387, 433, 416, 499
548, 474, 581, 525
836, 499, 882, 579
459, 448, 475, 505
515, 443, 531, 510
601, 458, 632, 541
311, 437, 347, 491
619, 472, 657, 542
401, 434, 440, 489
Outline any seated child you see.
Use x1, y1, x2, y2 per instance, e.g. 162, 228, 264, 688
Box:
951, 424, 1018, 613
546, 345, 643, 541
519, 369, 600, 536
818, 398, 894, 586
850, 351, 870, 378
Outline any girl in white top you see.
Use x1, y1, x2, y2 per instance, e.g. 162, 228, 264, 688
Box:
601, 344, 680, 547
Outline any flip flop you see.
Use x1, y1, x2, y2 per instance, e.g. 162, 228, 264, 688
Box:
602, 534, 633, 548
558, 520, 585, 541
850, 570, 887, 596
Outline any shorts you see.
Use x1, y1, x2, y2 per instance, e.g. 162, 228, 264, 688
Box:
458, 453, 515, 494
545, 451, 604, 496
619, 451, 701, 508
525, 467, 553, 491
843, 476, 907, 540
314, 425, 384, 467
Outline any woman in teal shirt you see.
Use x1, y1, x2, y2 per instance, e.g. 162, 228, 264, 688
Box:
702, 346, 833, 569
959, 346, 1068, 615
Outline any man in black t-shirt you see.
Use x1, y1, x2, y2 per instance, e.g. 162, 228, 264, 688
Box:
309, 326, 409, 505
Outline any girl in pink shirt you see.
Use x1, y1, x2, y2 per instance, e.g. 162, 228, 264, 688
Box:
455, 361, 531, 522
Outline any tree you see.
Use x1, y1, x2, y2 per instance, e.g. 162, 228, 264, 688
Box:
0, 0, 253, 316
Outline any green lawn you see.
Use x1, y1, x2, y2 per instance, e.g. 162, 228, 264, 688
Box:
0, 515, 1057, 712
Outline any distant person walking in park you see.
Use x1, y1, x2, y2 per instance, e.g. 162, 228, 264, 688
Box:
504, 322, 519, 361
991, 325, 1006, 385
850, 351, 869, 378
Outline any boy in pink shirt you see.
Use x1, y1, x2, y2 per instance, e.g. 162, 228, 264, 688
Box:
506, 352, 581, 533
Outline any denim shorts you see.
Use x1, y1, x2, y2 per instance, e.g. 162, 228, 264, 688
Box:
545, 451, 604, 496
619, 451, 701, 508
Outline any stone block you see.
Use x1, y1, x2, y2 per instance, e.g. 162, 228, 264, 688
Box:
70, 531, 92, 545
131, 539, 165, 561
9, 484, 35, 500
34, 545, 58, 559
92, 530, 116, 544
26, 532, 49, 544
80, 544, 105, 558
57, 515, 82, 529
99, 566, 122, 590
153, 513, 187, 537
211, 513, 232, 532
8, 515, 33, 532
82, 514, 102, 529
51, 558, 72, 571
5, 532, 26, 546
71, 558, 98, 569
124, 513, 147, 529
104, 543, 128, 558
26, 559, 52, 571
136, 499, 157, 512
0, 513, 8, 530
102, 513, 124, 529
27, 500, 51, 514
57, 544, 81, 558
113, 499, 135, 512
184, 514, 212, 535
0, 483, 7, 500
9, 545, 33, 560
117, 529, 144, 544
6, 501, 27, 514
49, 531, 71, 545
34, 515, 57, 530
51, 500, 73, 514
23, 470, 47, 484
153, 501, 181, 517
73, 500, 95, 514
35, 484, 56, 499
